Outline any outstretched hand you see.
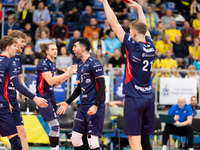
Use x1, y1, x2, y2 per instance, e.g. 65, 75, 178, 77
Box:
66, 65, 77, 76
33, 96, 48, 108
127, 0, 142, 9
56, 102, 69, 115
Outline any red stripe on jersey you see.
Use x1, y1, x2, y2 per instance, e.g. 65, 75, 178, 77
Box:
124, 47, 132, 84
4, 75, 9, 103
138, 41, 148, 44
38, 72, 44, 96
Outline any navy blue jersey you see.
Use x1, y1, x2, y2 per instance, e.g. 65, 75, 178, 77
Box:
36, 57, 56, 99
77, 56, 105, 107
0, 55, 18, 112
7, 53, 22, 103
122, 33, 155, 98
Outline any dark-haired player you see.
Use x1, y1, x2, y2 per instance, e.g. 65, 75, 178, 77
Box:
57, 37, 106, 150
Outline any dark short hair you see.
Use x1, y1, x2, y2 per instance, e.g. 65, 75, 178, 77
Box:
74, 37, 91, 52
0, 36, 17, 51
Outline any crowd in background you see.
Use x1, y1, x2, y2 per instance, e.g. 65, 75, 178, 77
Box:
0, 0, 200, 77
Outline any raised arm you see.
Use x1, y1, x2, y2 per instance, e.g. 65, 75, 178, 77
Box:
99, 0, 125, 43
127, 0, 151, 37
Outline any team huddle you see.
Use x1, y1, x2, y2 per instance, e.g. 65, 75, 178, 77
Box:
0, 0, 155, 150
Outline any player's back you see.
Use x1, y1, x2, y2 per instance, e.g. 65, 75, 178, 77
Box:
122, 33, 155, 98
0, 55, 18, 111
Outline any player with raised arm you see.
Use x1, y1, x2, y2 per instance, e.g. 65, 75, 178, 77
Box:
0, 36, 48, 150
99, 0, 155, 150
35, 42, 76, 150
56, 37, 106, 150
8, 30, 30, 150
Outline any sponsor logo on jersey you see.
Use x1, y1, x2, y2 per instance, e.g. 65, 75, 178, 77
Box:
85, 79, 91, 83
12, 61, 17, 66
142, 53, 155, 57
135, 84, 152, 92
143, 47, 154, 53
93, 63, 101, 68
0, 103, 3, 107
82, 94, 87, 98
84, 73, 90, 75
15, 58, 20, 61
0, 78, 2, 82
96, 68, 102, 72
42, 61, 47, 65
84, 64, 89, 67
13, 68, 18, 73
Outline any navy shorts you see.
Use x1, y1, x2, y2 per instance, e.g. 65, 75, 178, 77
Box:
38, 97, 58, 122
124, 96, 154, 135
0, 110, 18, 136
11, 102, 24, 126
73, 105, 105, 137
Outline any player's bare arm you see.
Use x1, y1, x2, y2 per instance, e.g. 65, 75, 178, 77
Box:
99, 0, 125, 43
42, 65, 77, 86
56, 80, 81, 115
87, 75, 105, 115
127, 0, 151, 37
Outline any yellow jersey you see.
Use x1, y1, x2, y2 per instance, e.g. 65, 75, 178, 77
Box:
165, 29, 182, 42
155, 40, 172, 54
160, 58, 177, 70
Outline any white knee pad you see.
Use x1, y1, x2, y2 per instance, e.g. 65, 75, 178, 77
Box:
71, 131, 83, 147
48, 119, 60, 137
87, 135, 100, 149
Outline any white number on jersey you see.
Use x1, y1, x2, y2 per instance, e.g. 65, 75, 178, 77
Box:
142, 60, 154, 72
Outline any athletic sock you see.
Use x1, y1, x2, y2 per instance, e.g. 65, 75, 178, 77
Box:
74, 145, 84, 150
9, 135, 22, 150
189, 148, 194, 150
49, 136, 59, 150
162, 145, 167, 150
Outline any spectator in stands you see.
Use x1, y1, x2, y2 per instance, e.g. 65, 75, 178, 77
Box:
7, 29, 13, 36
90, 31, 106, 56
81, 6, 95, 29
32, 1, 51, 31
32, 0, 47, 10
135, 0, 148, 12
21, 35, 35, 65
95, 49, 107, 68
189, 37, 200, 62
185, 65, 199, 89
35, 30, 52, 54
18, 0, 32, 13
149, 0, 166, 14
152, 58, 161, 69
83, 17, 100, 39
4, 14, 19, 36
165, 21, 182, 42
153, 67, 169, 91
155, 34, 172, 58
104, 30, 121, 59
172, 35, 189, 69
62, 0, 80, 23
35, 19, 50, 41
51, 17, 69, 50
192, 11, 200, 37
23, 23, 34, 41
99, 20, 111, 40
108, 48, 125, 76
190, 96, 200, 118
67, 30, 81, 64
189, 0, 200, 24
56, 46, 73, 74
169, 66, 182, 78
110, 0, 127, 20
193, 53, 200, 70
161, 9, 175, 29
181, 21, 196, 48
152, 21, 165, 43
145, 5, 159, 34
122, 19, 130, 33
161, 49, 177, 70
161, 96, 193, 150
19, 3, 33, 29
49, 0, 65, 23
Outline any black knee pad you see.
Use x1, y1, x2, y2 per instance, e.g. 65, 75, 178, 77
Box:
9, 135, 22, 150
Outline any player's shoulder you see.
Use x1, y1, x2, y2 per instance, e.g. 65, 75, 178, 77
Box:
88, 56, 102, 65
37, 57, 48, 66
